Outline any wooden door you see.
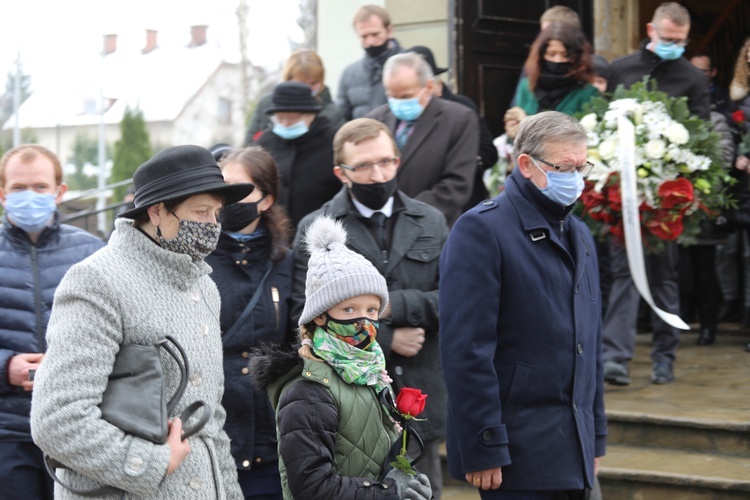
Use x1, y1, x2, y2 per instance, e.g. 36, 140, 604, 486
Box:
454, 0, 593, 138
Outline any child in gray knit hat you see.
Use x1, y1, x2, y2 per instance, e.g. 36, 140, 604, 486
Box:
251, 215, 432, 500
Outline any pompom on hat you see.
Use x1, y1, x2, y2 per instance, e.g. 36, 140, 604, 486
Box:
298, 216, 389, 325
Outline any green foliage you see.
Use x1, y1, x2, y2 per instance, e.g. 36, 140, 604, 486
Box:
66, 135, 100, 191
111, 107, 152, 202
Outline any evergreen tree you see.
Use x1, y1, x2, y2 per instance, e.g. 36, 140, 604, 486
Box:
66, 135, 100, 192
111, 107, 152, 202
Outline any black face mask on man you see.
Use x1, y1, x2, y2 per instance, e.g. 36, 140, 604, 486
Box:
348, 177, 398, 210
219, 196, 266, 232
365, 40, 390, 58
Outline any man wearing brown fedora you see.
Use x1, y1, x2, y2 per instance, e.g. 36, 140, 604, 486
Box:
253, 81, 341, 232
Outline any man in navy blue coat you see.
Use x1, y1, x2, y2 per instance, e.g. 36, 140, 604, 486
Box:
0, 145, 104, 499
439, 111, 606, 498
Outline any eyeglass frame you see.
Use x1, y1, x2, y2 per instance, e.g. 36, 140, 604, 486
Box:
338, 157, 399, 173
530, 156, 594, 176
654, 31, 690, 47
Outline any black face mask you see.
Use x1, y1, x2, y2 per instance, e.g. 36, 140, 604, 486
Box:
542, 60, 572, 76
219, 197, 265, 233
365, 40, 390, 58
349, 177, 398, 210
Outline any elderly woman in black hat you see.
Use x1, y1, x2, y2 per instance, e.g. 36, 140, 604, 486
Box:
30, 145, 252, 499
253, 81, 341, 232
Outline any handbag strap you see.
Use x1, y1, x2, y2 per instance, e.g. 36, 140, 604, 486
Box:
44, 455, 124, 498
223, 261, 274, 339
158, 335, 189, 416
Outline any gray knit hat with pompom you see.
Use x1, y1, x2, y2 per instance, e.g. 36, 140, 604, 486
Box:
298, 216, 389, 325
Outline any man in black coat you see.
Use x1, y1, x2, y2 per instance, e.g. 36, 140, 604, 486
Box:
602, 2, 710, 387
292, 118, 450, 499
408, 45, 498, 212
0, 144, 104, 500
254, 81, 342, 232
367, 52, 479, 226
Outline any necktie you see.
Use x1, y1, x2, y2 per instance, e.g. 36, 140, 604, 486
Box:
370, 211, 387, 250
395, 121, 414, 150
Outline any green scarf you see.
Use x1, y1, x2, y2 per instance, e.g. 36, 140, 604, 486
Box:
312, 327, 390, 393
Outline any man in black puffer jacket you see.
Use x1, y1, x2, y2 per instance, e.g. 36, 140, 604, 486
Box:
0, 144, 104, 500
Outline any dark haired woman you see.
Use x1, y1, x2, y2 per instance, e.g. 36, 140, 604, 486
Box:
206, 146, 294, 500
513, 22, 598, 117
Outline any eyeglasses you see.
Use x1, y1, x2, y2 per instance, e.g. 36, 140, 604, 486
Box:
531, 156, 594, 176
656, 31, 690, 47
338, 157, 398, 173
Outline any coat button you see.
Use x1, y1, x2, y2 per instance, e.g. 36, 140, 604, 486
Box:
191, 290, 200, 302
128, 457, 144, 472
242, 351, 250, 358
305, 371, 312, 377
323, 378, 330, 384
242, 460, 250, 468
482, 200, 493, 206
255, 457, 262, 463
575, 286, 580, 294
189, 477, 201, 490
190, 373, 203, 386
482, 430, 492, 441
577, 344, 583, 354
241, 367, 249, 375
241, 259, 248, 265
394, 366, 403, 376
363, 481, 371, 486
201, 323, 208, 335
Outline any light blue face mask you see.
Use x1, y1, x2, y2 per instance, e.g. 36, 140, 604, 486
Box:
653, 41, 685, 61
387, 96, 424, 122
531, 158, 584, 207
4, 190, 57, 233
272, 120, 309, 140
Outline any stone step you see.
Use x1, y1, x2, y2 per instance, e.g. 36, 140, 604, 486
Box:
607, 410, 750, 455
600, 444, 750, 500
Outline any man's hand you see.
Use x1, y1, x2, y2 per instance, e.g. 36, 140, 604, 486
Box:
165, 418, 191, 475
8, 353, 44, 391
390, 327, 425, 357
465, 467, 502, 490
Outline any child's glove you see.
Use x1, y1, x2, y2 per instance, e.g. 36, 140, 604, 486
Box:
384, 469, 432, 500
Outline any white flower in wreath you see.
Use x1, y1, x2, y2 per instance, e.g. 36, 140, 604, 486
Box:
580, 113, 599, 132
644, 139, 667, 159
599, 138, 617, 160
664, 122, 690, 145
586, 131, 600, 147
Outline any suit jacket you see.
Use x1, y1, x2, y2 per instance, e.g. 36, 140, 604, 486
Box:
367, 97, 479, 226
292, 188, 449, 441
439, 169, 607, 491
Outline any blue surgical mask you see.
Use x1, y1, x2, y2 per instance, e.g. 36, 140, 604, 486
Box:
387, 96, 424, 122
531, 158, 584, 207
653, 41, 685, 61
272, 120, 309, 140
4, 190, 57, 233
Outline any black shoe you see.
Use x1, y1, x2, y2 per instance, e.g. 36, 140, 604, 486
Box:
745, 342, 750, 353
604, 361, 630, 386
741, 307, 750, 328
696, 327, 716, 346
718, 299, 741, 322
651, 361, 675, 384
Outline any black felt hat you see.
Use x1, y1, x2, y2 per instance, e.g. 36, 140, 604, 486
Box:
408, 45, 448, 75
265, 81, 323, 114
119, 145, 254, 219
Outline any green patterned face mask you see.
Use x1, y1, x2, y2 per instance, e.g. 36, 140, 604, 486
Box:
312, 326, 389, 393
323, 313, 379, 350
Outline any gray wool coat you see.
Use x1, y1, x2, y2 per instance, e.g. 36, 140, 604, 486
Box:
30, 219, 242, 500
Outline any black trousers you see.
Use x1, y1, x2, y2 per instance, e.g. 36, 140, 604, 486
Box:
0, 441, 54, 500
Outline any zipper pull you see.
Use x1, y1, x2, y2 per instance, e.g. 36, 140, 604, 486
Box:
271, 286, 280, 330
559, 220, 564, 236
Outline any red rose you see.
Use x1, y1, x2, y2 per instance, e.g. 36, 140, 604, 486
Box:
395, 387, 427, 418
732, 110, 746, 124
658, 178, 694, 209
645, 211, 684, 240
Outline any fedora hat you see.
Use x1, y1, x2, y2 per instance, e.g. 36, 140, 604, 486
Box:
119, 145, 254, 219
408, 45, 448, 76
265, 81, 323, 114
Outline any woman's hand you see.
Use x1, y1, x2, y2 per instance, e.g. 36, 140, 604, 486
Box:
465, 467, 502, 490
735, 155, 750, 171
166, 418, 191, 475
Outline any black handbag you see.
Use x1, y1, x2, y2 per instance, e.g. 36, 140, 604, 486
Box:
45, 335, 212, 497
